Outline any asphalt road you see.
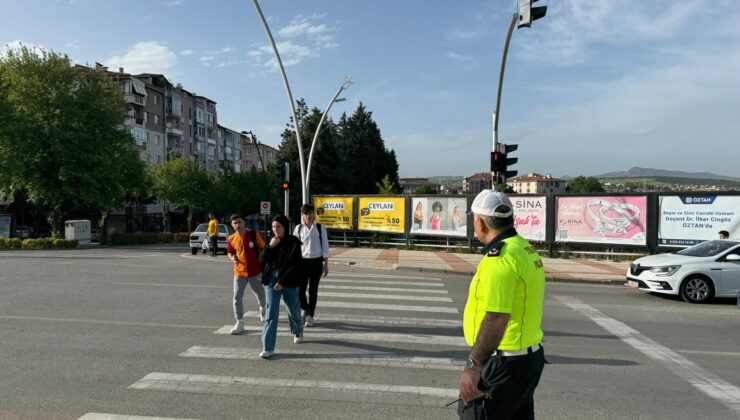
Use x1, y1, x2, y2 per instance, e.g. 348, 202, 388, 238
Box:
0, 245, 738, 420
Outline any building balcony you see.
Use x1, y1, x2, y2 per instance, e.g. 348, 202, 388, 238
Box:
124, 93, 145, 105
207, 137, 216, 145
166, 124, 183, 136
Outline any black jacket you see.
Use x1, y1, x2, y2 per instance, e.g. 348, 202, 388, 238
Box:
260, 234, 302, 288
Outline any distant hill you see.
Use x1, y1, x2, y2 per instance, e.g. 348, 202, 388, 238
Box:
595, 167, 740, 182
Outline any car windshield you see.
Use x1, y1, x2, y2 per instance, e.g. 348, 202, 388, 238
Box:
194, 224, 208, 233
676, 240, 739, 257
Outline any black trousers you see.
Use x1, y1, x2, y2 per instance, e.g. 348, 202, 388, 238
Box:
209, 235, 218, 256
458, 347, 545, 420
299, 257, 324, 316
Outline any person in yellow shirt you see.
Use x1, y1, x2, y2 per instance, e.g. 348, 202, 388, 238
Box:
458, 190, 546, 419
207, 213, 219, 257
227, 214, 266, 335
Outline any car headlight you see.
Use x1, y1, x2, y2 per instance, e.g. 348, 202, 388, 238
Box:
650, 265, 681, 276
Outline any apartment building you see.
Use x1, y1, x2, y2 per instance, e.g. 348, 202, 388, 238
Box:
463, 172, 494, 194
240, 131, 278, 171
507, 173, 566, 194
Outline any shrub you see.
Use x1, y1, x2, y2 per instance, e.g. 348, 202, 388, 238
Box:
52, 239, 65, 248
22, 239, 35, 249
9, 238, 23, 248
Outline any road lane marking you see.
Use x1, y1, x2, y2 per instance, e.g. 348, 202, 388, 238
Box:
0, 315, 218, 330
324, 279, 444, 287
327, 272, 444, 281
213, 325, 467, 347
678, 350, 740, 358
555, 295, 740, 415
114, 282, 449, 294
319, 285, 448, 294
79, 414, 200, 420
290, 301, 458, 313
179, 346, 463, 371
318, 291, 453, 302
128, 372, 458, 407
241, 311, 461, 327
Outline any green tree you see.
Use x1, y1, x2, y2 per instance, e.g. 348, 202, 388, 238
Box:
152, 157, 215, 230
337, 103, 399, 194
0, 46, 147, 236
376, 174, 399, 194
415, 185, 439, 195
567, 176, 605, 193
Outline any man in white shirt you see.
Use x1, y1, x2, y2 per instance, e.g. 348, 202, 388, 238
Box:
293, 204, 330, 327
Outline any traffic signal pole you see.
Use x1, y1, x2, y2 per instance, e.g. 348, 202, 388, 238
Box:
283, 162, 289, 216
491, 14, 517, 187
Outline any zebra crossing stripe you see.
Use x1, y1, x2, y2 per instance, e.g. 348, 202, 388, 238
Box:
320, 284, 449, 294
242, 311, 461, 327
323, 278, 444, 287
330, 272, 443, 281
303, 301, 458, 313
180, 346, 464, 371
78, 414, 200, 420
318, 291, 453, 302
128, 372, 459, 407
213, 325, 467, 347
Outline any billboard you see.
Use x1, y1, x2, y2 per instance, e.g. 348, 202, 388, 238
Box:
410, 197, 468, 237
658, 195, 740, 246
313, 196, 354, 230
357, 196, 406, 233
555, 196, 647, 245
512, 196, 547, 242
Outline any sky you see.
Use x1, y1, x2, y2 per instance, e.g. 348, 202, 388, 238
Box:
3, 0, 740, 179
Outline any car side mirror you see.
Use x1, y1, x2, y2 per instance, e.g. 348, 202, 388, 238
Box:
726, 254, 740, 262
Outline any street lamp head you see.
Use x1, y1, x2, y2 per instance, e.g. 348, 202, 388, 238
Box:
334, 97, 347, 103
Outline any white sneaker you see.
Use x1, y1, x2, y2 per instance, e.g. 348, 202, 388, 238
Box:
259, 351, 274, 359
230, 320, 244, 335
293, 334, 304, 344
305, 315, 315, 327
259, 306, 266, 322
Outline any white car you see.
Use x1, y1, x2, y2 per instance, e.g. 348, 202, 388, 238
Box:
189, 223, 232, 255
626, 240, 740, 303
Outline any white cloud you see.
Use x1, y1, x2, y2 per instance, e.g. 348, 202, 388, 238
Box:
446, 52, 473, 62
166, 0, 184, 6
2, 40, 47, 57
180, 49, 194, 56
247, 13, 337, 69
516, 0, 706, 64
210, 46, 232, 54
199, 55, 214, 62
105, 41, 177, 75
66, 40, 79, 49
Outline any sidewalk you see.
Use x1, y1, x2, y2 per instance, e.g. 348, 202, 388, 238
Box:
329, 247, 629, 285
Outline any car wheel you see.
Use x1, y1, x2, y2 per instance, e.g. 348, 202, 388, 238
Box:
680, 276, 714, 304
191, 247, 198, 255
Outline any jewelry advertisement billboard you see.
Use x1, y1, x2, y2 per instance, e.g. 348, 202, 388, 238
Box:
357, 196, 406, 233
555, 196, 647, 245
410, 197, 467, 237
313, 196, 354, 230
658, 195, 740, 246
511, 196, 547, 242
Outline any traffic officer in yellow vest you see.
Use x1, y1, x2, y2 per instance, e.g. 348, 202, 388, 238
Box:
458, 190, 546, 419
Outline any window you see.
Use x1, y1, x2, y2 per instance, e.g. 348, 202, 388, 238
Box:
155, 135, 160, 145
157, 155, 161, 164
196, 108, 204, 123
144, 112, 148, 123
154, 115, 159, 125
154, 95, 158, 105
208, 145, 215, 157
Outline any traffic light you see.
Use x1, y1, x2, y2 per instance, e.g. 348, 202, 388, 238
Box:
282, 181, 289, 191
491, 144, 519, 183
517, 0, 547, 29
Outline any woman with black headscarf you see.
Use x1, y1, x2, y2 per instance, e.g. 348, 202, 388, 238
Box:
258, 214, 304, 358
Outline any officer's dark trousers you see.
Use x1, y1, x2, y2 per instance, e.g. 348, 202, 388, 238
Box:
209, 235, 218, 256
299, 257, 323, 317
458, 347, 545, 420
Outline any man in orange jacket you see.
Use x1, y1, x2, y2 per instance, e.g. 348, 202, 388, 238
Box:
227, 214, 266, 334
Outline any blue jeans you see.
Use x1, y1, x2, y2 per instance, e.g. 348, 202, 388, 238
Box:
262, 272, 303, 352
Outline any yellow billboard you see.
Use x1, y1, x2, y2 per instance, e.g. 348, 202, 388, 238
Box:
313, 196, 354, 230
357, 196, 406, 233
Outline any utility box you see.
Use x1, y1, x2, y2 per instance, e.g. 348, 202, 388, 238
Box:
65, 220, 91, 246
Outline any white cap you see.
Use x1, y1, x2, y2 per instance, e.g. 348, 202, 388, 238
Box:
469, 189, 513, 218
